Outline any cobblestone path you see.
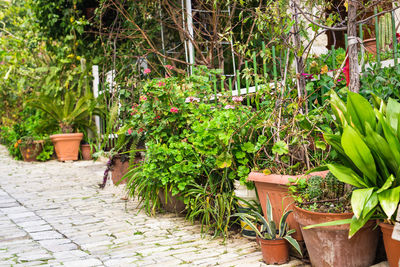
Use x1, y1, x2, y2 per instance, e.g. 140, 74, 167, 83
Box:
0, 145, 307, 267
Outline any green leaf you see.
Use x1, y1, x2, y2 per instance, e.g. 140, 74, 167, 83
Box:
283, 236, 302, 256
242, 142, 256, 153
315, 141, 327, 150
329, 90, 347, 127
216, 152, 232, 168
347, 91, 376, 135
386, 98, 400, 134
303, 218, 352, 229
341, 126, 376, 184
272, 141, 289, 155
378, 186, 400, 219
351, 188, 374, 219
349, 210, 374, 238
377, 175, 395, 194
327, 164, 367, 188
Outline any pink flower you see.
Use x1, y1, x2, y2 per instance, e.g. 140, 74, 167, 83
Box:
128, 128, 133, 135
185, 96, 201, 103
232, 96, 243, 103
165, 65, 174, 70
170, 107, 179, 113
224, 105, 235, 109
158, 81, 166, 87
140, 96, 147, 101
165, 74, 170, 78
138, 128, 144, 133
144, 68, 151, 74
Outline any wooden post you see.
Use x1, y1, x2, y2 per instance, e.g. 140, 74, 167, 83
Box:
348, 0, 360, 93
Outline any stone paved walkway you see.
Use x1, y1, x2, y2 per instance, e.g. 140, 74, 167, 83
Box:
0, 145, 308, 266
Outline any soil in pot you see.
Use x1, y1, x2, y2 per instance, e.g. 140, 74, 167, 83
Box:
294, 206, 379, 267
19, 141, 43, 162
158, 188, 186, 214
257, 237, 289, 265
380, 223, 400, 267
50, 133, 83, 161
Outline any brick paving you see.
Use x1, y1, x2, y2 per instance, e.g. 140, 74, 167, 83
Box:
0, 145, 308, 266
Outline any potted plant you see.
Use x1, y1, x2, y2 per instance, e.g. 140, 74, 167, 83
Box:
81, 138, 97, 160
16, 137, 44, 162
29, 91, 103, 161
247, 102, 332, 241
234, 194, 302, 265
290, 172, 379, 266
322, 91, 400, 266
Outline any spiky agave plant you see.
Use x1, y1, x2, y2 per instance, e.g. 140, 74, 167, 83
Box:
233, 194, 302, 255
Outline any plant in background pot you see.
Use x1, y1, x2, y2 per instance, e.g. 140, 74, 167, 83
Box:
322, 91, 400, 266
290, 172, 379, 267
234, 194, 302, 265
248, 96, 333, 242
29, 91, 103, 161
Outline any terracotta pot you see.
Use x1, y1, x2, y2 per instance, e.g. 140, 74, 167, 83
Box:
257, 237, 289, 264
380, 223, 400, 267
363, 38, 377, 55
19, 141, 43, 162
111, 158, 130, 185
158, 188, 186, 214
247, 171, 328, 241
294, 206, 379, 267
50, 133, 83, 161
80, 144, 93, 160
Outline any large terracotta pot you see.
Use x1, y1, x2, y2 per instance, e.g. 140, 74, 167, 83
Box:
380, 223, 400, 267
80, 144, 93, 160
111, 158, 130, 185
158, 188, 186, 214
258, 237, 289, 265
247, 171, 328, 241
19, 140, 43, 162
294, 206, 379, 267
50, 133, 83, 161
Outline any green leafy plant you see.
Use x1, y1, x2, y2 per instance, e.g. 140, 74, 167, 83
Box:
28, 91, 103, 133
321, 90, 400, 237
233, 194, 302, 255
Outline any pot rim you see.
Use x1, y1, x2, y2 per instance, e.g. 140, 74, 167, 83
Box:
247, 171, 329, 185
50, 132, 83, 138
294, 205, 353, 217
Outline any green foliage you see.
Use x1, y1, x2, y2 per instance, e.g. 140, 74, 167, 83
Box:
360, 65, 400, 100
28, 91, 103, 133
233, 194, 302, 255
36, 140, 54, 161
324, 90, 400, 237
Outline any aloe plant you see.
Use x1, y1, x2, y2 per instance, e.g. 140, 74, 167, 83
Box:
28, 91, 103, 134
233, 194, 302, 255
321, 90, 400, 237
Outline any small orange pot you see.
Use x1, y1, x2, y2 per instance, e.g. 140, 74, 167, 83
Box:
257, 237, 289, 264
380, 223, 400, 267
50, 133, 83, 161
81, 144, 93, 160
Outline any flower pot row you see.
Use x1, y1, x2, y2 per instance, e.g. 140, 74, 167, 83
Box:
248, 170, 400, 267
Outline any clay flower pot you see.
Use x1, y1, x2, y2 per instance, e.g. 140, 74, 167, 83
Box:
158, 188, 186, 214
293, 206, 379, 267
19, 140, 44, 162
80, 144, 93, 160
380, 223, 400, 267
257, 237, 289, 264
247, 171, 328, 241
50, 133, 83, 161
111, 158, 130, 185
